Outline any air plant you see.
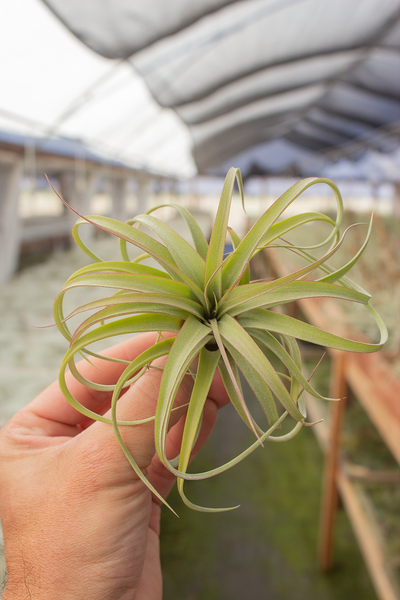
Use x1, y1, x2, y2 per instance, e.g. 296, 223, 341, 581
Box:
50, 168, 387, 513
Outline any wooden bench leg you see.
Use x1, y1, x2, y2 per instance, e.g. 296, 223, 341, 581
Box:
318, 351, 348, 571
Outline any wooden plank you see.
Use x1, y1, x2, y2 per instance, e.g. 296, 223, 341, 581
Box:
346, 354, 400, 465
337, 472, 400, 600
343, 463, 400, 484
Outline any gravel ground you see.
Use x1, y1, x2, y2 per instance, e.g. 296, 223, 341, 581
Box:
0, 235, 134, 426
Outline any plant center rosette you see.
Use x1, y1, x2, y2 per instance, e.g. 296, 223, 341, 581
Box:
52, 168, 387, 513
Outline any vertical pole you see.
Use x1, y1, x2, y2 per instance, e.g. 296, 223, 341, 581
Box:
137, 174, 151, 215
110, 178, 128, 222
60, 170, 99, 246
0, 160, 23, 284
319, 350, 347, 571
393, 182, 400, 219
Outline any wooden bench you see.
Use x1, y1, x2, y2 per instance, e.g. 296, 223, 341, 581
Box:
263, 246, 400, 600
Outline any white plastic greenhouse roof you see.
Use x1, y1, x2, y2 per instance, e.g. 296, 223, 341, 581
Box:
42, 0, 400, 178
0, 1, 194, 178
1, 1, 399, 180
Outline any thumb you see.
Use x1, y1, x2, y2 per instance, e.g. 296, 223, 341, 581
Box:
76, 358, 193, 476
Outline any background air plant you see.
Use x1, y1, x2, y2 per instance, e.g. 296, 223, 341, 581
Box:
50, 168, 387, 513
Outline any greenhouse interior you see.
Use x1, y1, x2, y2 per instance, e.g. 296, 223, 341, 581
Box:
0, 1, 399, 599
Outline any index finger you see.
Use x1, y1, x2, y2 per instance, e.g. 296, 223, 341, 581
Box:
27, 332, 164, 427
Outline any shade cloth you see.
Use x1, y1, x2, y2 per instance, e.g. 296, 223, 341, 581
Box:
43, 0, 400, 177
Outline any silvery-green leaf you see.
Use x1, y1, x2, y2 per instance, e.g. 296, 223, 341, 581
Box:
61, 336, 176, 424
147, 203, 209, 260
218, 314, 304, 421
238, 307, 388, 353
222, 178, 343, 291
133, 213, 206, 288
204, 167, 244, 300
155, 315, 212, 468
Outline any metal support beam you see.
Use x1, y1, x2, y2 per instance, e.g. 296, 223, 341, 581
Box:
137, 174, 151, 215
393, 182, 400, 219
0, 159, 23, 284
60, 171, 99, 245
109, 177, 128, 222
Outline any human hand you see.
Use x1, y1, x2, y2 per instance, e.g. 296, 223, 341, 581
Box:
0, 332, 229, 599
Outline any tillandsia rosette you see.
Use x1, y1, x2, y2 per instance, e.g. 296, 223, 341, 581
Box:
51, 168, 387, 513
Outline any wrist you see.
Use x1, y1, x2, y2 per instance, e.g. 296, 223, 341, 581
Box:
2, 556, 40, 600
2, 556, 137, 600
